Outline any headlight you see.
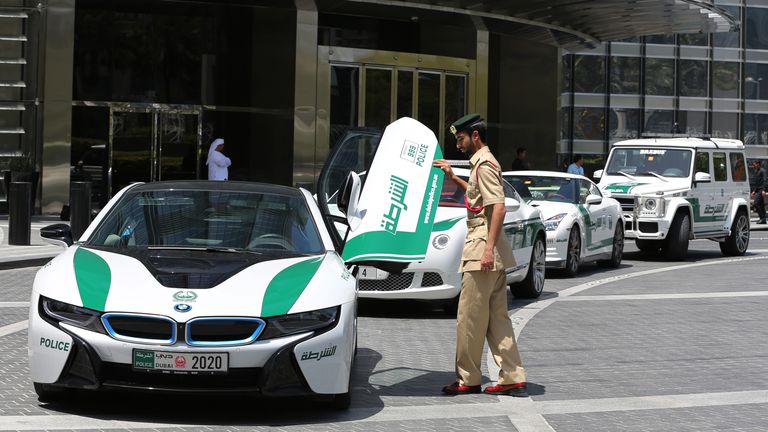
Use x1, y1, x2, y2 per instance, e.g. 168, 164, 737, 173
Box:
39, 296, 105, 333
644, 199, 657, 211
432, 234, 450, 249
544, 213, 567, 231
260, 306, 339, 340
638, 197, 665, 217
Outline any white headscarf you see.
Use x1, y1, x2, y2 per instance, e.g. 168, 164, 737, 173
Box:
206, 138, 224, 166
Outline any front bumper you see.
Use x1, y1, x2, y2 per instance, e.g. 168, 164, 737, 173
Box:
621, 212, 670, 240
357, 270, 461, 300
544, 232, 569, 268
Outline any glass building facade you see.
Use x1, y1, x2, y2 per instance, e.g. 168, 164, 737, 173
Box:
560, 0, 768, 177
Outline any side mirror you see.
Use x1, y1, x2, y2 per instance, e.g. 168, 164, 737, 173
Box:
40, 223, 73, 248
694, 172, 711, 183
593, 169, 603, 180
504, 197, 520, 212
338, 172, 364, 231
585, 194, 603, 205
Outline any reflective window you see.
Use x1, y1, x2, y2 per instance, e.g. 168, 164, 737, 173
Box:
645, 58, 674, 96
677, 111, 706, 135
561, 108, 571, 140
397, 70, 413, 118
746, 7, 768, 50
562, 54, 572, 93
744, 114, 768, 145
645, 34, 675, 44
573, 55, 605, 93
713, 152, 727, 181
712, 112, 739, 139
714, 6, 740, 48
695, 151, 710, 175
443, 74, 467, 158
364, 68, 392, 129
678, 60, 708, 97
744, 63, 767, 100
609, 108, 639, 142
610, 57, 640, 94
330, 66, 360, 147
417, 71, 440, 137
644, 110, 674, 133
679, 33, 707, 46
730, 152, 747, 182
713, 62, 739, 98
574, 108, 605, 140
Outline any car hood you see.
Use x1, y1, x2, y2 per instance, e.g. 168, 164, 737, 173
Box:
526, 201, 576, 219
601, 177, 689, 196
33, 245, 354, 319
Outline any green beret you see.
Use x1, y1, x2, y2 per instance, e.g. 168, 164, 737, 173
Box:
449, 113, 483, 135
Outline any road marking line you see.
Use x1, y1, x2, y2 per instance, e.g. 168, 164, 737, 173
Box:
559, 291, 768, 301
0, 320, 28, 338
0, 301, 29, 308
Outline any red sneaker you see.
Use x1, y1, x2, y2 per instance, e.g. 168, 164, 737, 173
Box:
483, 382, 528, 397
441, 381, 481, 395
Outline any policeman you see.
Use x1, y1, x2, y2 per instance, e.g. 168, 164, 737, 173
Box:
751, 159, 767, 224
434, 114, 528, 397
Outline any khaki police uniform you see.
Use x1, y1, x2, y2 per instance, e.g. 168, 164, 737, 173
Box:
455, 145, 526, 386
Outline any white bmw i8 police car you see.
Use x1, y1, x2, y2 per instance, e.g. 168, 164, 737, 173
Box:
503, 171, 624, 276
29, 118, 443, 408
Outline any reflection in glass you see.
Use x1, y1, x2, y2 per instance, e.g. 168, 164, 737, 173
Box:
610, 57, 640, 94
743, 114, 768, 145
417, 72, 440, 137
712, 112, 738, 139
645, 34, 675, 44
364, 68, 392, 129
562, 54, 572, 93
71, 106, 110, 208
713, 62, 739, 99
744, 63, 767, 100
397, 70, 413, 118
677, 111, 706, 135
111, 112, 153, 196
644, 110, 674, 133
573, 55, 605, 93
678, 60, 707, 97
159, 113, 199, 181
561, 108, 570, 141
609, 109, 639, 142
330, 66, 360, 147
645, 58, 674, 96
574, 108, 604, 140
606, 148, 692, 178
443, 74, 467, 160
746, 7, 768, 50
714, 6, 740, 48
678, 33, 707, 46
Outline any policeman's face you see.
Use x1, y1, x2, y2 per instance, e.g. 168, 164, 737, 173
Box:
455, 131, 478, 155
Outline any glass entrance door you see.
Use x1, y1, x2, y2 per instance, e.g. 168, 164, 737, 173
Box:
110, 109, 201, 196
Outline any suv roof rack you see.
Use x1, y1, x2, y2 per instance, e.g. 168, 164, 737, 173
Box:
640, 133, 712, 140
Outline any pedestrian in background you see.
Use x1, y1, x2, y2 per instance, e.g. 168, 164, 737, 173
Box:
509, 147, 530, 171
567, 154, 585, 176
750, 159, 766, 224
206, 138, 231, 181
434, 114, 528, 397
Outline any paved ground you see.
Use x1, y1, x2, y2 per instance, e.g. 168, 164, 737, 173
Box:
0, 232, 766, 430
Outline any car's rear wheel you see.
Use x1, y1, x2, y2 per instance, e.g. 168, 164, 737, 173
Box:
510, 234, 546, 299
563, 226, 581, 277
720, 210, 749, 256
598, 224, 624, 268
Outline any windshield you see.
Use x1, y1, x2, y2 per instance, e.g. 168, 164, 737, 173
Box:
606, 148, 693, 178
504, 175, 578, 204
86, 190, 324, 254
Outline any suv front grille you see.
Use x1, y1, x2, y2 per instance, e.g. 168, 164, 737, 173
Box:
422, 272, 443, 287
615, 197, 635, 212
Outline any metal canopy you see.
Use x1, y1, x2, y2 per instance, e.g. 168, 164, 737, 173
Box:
335, 0, 737, 50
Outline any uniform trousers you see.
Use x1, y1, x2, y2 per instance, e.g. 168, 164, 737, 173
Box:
455, 269, 526, 386
755, 190, 766, 221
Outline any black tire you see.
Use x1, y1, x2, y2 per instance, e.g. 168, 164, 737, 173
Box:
635, 239, 663, 253
510, 234, 546, 299
598, 224, 624, 268
664, 211, 691, 260
720, 210, 749, 256
33, 383, 66, 402
563, 226, 581, 277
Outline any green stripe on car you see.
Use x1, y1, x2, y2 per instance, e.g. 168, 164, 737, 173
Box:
73, 247, 111, 311
261, 255, 325, 317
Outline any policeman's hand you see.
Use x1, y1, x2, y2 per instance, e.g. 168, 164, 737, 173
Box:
480, 249, 495, 272
433, 159, 454, 179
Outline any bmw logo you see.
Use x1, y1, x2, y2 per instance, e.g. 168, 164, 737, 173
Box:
174, 303, 192, 313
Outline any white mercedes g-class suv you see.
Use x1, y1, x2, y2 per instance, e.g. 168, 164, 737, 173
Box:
594, 137, 751, 260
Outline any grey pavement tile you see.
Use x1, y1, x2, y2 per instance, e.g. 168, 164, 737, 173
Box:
0, 306, 28, 327
544, 403, 768, 432
0, 266, 38, 302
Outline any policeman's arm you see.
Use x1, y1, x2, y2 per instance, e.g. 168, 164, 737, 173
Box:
483, 202, 506, 264
433, 159, 468, 191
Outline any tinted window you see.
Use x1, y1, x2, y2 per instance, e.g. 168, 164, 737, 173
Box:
678, 60, 708, 97
695, 152, 710, 175
573, 55, 605, 93
610, 57, 639, 94
713, 152, 727, 182
503, 175, 578, 204
606, 148, 692, 178
730, 153, 746, 182
645, 58, 674, 96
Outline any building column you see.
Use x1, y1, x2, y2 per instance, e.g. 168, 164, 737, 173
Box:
40, 0, 75, 215
293, 0, 318, 190
473, 18, 489, 120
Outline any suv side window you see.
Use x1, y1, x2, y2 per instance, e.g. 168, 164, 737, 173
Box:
713, 152, 727, 182
695, 151, 710, 174
730, 153, 746, 182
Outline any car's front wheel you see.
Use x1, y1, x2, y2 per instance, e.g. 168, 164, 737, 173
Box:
563, 226, 581, 277
510, 234, 546, 299
664, 211, 691, 260
598, 224, 624, 268
720, 209, 749, 256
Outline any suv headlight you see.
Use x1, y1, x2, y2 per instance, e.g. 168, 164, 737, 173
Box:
39, 296, 105, 333
638, 197, 665, 217
544, 213, 567, 231
260, 306, 340, 340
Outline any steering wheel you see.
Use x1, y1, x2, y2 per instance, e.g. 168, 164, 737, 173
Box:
548, 193, 568, 200
248, 234, 294, 250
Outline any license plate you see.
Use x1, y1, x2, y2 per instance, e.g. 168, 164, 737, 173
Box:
132, 349, 228, 373
358, 266, 389, 280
